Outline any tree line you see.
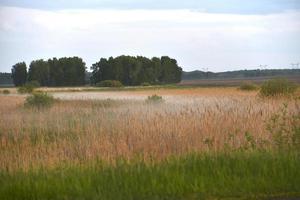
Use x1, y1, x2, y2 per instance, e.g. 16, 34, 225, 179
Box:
11, 57, 86, 86
11, 55, 182, 86
182, 69, 300, 80
91, 55, 182, 85
0, 73, 14, 85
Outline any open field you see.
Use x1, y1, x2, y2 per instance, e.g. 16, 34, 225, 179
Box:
0, 87, 299, 199
180, 75, 300, 86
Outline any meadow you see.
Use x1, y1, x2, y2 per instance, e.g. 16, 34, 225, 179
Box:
0, 87, 299, 199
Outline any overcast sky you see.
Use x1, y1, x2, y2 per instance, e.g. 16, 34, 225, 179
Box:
0, 0, 300, 72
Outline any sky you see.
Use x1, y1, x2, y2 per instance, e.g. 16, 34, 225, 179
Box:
0, 0, 300, 72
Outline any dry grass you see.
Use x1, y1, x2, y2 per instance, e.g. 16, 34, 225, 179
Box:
0, 88, 298, 172
52, 87, 257, 102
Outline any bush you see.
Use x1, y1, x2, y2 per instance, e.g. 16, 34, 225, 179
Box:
239, 82, 257, 91
18, 81, 41, 94
266, 103, 300, 151
96, 80, 123, 87
260, 78, 297, 97
146, 94, 164, 103
25, 92, 55, 109
2, 89, 10, 94
141, 82, 151, 86
18, 85, 34, 94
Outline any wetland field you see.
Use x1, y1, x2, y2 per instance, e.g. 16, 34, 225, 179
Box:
0, 87, 299, 199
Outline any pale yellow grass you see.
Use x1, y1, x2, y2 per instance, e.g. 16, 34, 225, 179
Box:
0, 88, 298, 172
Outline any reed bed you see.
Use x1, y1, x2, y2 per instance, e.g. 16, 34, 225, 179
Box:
0, 88, 300, 199
0, 89, 298, 172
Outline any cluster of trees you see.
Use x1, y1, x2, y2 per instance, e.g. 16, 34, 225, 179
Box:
91, 56, 182, 85
11, 57, 86, 86
0, 72, 14, 86
11, 55, 182, 87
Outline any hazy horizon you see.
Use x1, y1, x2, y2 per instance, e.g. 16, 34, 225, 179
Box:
0, 0, 300, 73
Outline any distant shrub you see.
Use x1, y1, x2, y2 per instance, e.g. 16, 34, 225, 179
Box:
27, 80, 40, 88
239, 82, 257, 91
141, 82, 151, 86
146, 94, 164, 103
18, 81, 41, 94
25, 92, 55, 109
2, 89, 10, 94
260, 78, 297, 97
18, 85, 34, 94
96, 80, 123, 87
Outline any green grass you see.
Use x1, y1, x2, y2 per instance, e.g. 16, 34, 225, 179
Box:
1, 151, 299, 200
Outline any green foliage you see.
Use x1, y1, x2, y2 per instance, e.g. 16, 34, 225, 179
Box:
12, 57, 86, 87
2, 89, 10, 94
18, 85, 34, 94
260, 78, 297, 97
146, 94, 164, 103
27, 80, 40, 88
244, 131, 257, 150
48, 57, 86, 86
91, 55, 182, 86
28, 59, 50, 86
11, 62, 27, 86
266, 102, 300, 151
239, 82, 257, 91
17, 81, 41, 94
24, 92, 55, 109
96, 80, 123, 87
141, 82, 151, 86
1, 152, 300, 200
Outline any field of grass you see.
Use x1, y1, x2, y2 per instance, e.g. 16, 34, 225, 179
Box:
179, 75, 300, 86
0, 87, 299, 199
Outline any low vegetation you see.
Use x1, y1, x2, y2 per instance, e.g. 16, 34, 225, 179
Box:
146, 94, 164, 103
266, 103, 300, 150
17, 81, 40, 94
141, 82, 151, 86
0, 88, 299, 199
260, 78, 297, 97
96, 80, 123, 87
239, 82, 257, 91
24, 92, 55, 109
18, 84, 34, 94
2, 89, 10, 94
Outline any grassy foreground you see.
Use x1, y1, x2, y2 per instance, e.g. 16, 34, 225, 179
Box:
1, 151, 299, 200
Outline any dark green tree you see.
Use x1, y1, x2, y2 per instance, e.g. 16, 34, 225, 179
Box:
59, 57, 86, 86
27, 57, 86, 87
160, 56, 182, 83
48, 58, 64, 86
11, 62, 27, 86
90, 55, 182, 86
28, 59, 50, 86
